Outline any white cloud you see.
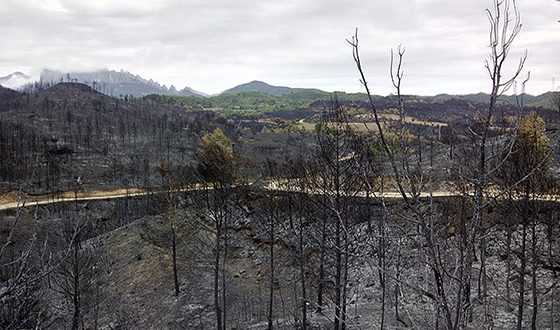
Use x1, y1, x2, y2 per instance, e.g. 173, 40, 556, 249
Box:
0, 0, 558, 95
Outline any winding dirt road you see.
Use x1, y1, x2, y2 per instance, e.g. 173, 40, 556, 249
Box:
1, 181, 557, 211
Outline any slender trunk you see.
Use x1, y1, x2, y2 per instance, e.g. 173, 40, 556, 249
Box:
334, 217, 342, 330
377, 210, 384, 285
366, 189, 372, 233
479, 234, 490, 325
172, 223, 179, 296
549, 218, 556, 330
459, 198, 472, 327
517, 223, 528, 330
300, 241, 307, 329
334, 139, 342, 330
71, 195, 81, 330
379, 205, 386, 329
380, 264, 386, 330
517, 187, 530, 330
72, 240, 80, 330
268, 195, 275, 330
214, 220, 222, 330
222, 204, 228, 330
94, 270, 99, 330
317, 199, 327, 313
394, 240, 407, 327
530, 217, 538, 330
425, 222, 454, 330
506, 224, 513, 311
341, 238, 348, 330
299, 196, 307, 329
478, 237, 487, 301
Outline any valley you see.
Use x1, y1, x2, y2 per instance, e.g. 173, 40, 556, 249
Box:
1, 77, 559, 329
1, 1, 560, 329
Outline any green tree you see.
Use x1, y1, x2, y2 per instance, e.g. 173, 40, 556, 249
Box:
501, 112, 551, 190
197, 128, 235, 185
499, 112, 551, 330
197, 128, 236, 330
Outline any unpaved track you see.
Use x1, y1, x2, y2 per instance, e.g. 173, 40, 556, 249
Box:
0, 188, 148, 211
0, 181, 557, 211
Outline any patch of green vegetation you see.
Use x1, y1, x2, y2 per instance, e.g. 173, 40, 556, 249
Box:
144, 90, 370, 118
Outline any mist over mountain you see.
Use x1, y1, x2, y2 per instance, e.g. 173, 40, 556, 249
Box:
39, 69, 207, 98
2, 68, 556, 110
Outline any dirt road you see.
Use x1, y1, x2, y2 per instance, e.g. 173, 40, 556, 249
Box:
1, 181, 557, 211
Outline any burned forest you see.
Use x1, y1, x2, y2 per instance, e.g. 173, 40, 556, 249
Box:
1, 0, 560, 329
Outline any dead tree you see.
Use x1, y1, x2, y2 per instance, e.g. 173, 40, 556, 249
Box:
347, 1, 527, 325
307, 99, 361, 329
0, 203, 54, 329
474, 1, 526, 317
499, 112, 552, 330
294, 180, 309, 330
266, 159, 278, 330
158, 161, 182, 296
349, 33, 450, 328
53, 203, 103, 330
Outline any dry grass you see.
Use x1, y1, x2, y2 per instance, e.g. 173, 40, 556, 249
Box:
378, 113, 447, 127
296, 115, 446, 133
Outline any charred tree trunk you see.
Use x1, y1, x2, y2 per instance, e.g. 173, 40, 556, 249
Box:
172, 223, 179, 296
222, 202, 228, 330
548, 213, 556, 330
517, 189, 529, 330
317, 196, 327, 313
530, 214, 538, 330
214, 217, 222, 330
506, 222, 513, 312
71, 238, 81, 330
268, 194, 275, 330
334, 216, 342, 330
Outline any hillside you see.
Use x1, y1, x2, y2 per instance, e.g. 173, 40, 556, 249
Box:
2, 81, 560, 330
0, 85, 19, 99
0, 86, 20, 111
431, 91, 560, 110
222, 80, 327, 97
0, 82, 225, 193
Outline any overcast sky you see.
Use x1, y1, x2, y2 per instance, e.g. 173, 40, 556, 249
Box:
1, 0, 558, 95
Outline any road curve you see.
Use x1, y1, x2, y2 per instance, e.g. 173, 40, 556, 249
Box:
0, 181, 558, 211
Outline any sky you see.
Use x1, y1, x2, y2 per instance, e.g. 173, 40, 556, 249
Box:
0, 0, 559, 95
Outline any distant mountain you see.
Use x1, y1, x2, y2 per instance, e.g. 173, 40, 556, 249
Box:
39, 82, 105, 101
181, 86, 209, 97
0, 72, 33, 89
39, 69, 206, 97
221, 80, 327, 97
430, 92, 559, 110
526, 91, 560, 110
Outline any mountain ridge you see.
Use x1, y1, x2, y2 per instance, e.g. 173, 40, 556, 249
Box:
221, 80, 327, 97
0, 72, 33, 89
429, 91, 559, 110
38, 69, 207, 98
2, 69, 558, 110
220, 80, 558, 110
